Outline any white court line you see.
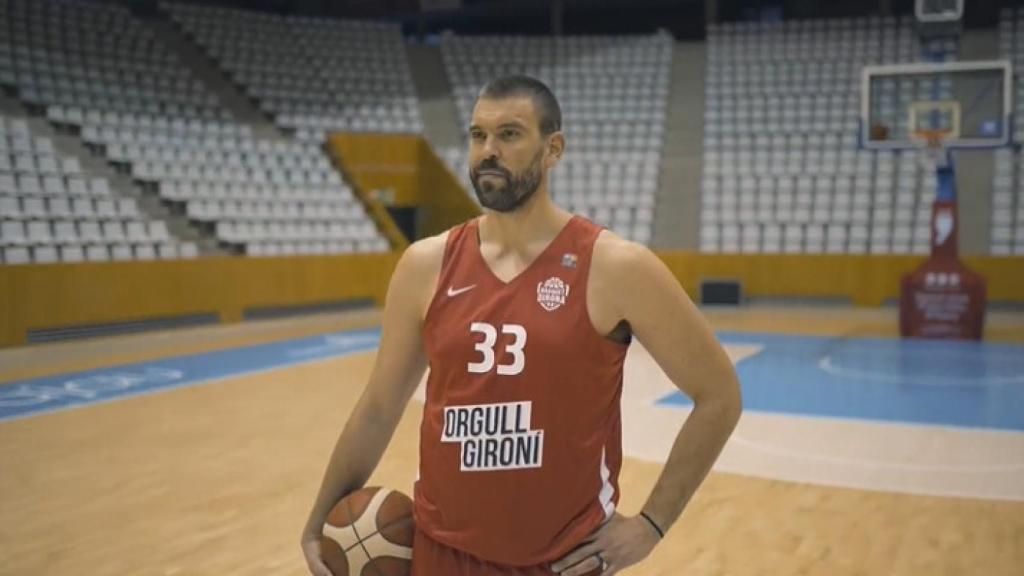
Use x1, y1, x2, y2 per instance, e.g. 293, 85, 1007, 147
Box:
818, 355, 1024, 386
727, 428, 1024, 474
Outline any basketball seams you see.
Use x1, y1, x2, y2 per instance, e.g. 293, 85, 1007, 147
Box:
342, 493, 366, 553
355, 488, 389, 542
344, 516, 413, 554
323, 487, 414, 575
346, 490, 375, 575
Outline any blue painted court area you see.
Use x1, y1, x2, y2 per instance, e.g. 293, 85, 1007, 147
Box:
660, 332, 1024, 432
3, 328, 1023, 432
0, 329, 381, 422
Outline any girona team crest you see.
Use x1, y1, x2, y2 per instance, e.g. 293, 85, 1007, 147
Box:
537, 277, 570, 312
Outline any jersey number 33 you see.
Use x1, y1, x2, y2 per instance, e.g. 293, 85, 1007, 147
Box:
468, 322, 526, 376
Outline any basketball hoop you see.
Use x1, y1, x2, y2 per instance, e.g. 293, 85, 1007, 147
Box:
913, 128, 954, 170
916, 129, 950, 147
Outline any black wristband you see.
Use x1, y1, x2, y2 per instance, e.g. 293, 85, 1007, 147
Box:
639, 511, 665, 539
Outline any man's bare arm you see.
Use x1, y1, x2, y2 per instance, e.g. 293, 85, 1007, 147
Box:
552, 235, 741, 575
602, 236, 742, 534
301, 235, 445, 541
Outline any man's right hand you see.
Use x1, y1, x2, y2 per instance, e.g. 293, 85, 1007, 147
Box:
301, 532, 334, 576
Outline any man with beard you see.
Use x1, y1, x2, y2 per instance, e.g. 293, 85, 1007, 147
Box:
302, 75, 742, 576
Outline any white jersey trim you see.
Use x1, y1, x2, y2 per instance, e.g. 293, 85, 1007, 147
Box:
599, 446, 616, 519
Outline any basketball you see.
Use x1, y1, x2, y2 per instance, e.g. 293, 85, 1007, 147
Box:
320, 487, 415, 576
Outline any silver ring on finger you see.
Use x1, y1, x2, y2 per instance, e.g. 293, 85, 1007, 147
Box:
595, 552, 608, 572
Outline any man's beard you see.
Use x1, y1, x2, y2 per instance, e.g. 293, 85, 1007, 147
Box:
469, 149, 544, 213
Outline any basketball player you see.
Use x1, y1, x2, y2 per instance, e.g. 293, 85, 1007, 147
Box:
302, 75, 742, 576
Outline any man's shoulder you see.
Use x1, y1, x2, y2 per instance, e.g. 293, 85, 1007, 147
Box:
590, 229, 666, 300
584, 229, 660, 331
592, 229, 652, 273
389, 231, 451, 314
396, 231, 449, 282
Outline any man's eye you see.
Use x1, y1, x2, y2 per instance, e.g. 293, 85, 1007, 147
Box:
502, 130, 519, 139
471, 132, 485, 141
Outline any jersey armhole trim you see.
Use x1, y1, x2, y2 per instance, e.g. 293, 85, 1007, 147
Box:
582, 227, 631, 353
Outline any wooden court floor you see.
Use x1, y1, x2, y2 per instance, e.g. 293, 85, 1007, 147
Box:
1, 305, 1023, 575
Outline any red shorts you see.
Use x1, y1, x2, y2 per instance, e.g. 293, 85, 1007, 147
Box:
410, 529, 601, 576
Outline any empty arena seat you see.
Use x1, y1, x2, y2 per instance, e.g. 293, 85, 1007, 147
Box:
110, 244, 134, 261
1, 220, 27, 245
157, 244, 178, 259
134, 244, 157, 260
33, 245, 58, 264
85, 245, 110, 262
60, 244, 85, 263
2, 246, 31, 265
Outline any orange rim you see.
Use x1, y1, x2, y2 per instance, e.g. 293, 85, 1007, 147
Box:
913, 129, 954, 148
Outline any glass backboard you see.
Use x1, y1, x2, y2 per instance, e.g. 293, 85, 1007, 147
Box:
861, 60, 1012, 150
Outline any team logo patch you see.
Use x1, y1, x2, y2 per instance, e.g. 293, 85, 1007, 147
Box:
537, 277, 570, 312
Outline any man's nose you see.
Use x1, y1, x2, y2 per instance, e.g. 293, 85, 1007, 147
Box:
481, 136, 500, 159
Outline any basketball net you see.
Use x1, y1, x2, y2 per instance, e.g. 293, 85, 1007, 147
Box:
915, 129, 952, 171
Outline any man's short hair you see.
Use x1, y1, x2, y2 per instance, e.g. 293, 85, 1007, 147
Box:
478, 74, 562, 135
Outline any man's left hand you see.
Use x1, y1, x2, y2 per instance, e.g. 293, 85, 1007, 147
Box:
550, 513, 661, 575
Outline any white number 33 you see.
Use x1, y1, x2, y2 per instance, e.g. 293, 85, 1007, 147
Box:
468, 322, 526, 376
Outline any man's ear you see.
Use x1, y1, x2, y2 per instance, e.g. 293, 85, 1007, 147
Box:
546, 132, 565, 168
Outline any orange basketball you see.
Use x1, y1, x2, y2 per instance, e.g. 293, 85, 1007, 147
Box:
320, 487, 415, 576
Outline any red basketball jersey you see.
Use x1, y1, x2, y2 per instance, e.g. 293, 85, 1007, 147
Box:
415, 215, 629, 567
